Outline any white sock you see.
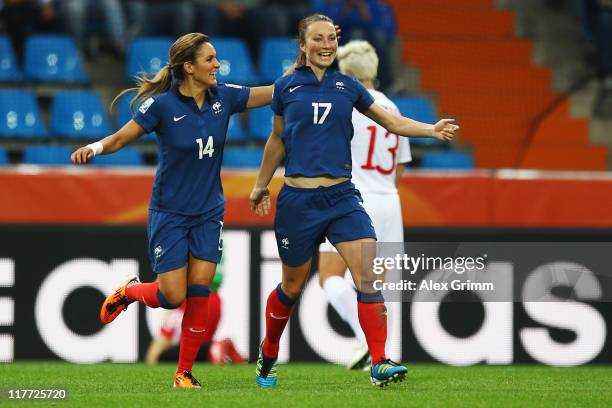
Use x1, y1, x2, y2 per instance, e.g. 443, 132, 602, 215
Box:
323, 275, 366, 342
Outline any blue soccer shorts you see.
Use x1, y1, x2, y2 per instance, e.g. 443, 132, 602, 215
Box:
147, 205, 224, 273
274, 180, 377, 267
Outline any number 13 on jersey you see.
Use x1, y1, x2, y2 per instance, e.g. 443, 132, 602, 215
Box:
196, 136, 214, 159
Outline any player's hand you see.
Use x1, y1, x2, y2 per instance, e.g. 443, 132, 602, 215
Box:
250, 186, 271, 216
71, 146, 95, 165
432, 119, 459, 141
335, 25, 342, 41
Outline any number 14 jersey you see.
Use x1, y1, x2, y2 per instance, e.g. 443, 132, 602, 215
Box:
350, 88, 412, 195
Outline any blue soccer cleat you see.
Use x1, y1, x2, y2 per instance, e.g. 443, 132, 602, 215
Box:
370, 359, 408, 387
255, 344, 278, 388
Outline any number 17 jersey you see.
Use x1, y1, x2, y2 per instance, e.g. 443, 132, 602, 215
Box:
350, 89, 412, 194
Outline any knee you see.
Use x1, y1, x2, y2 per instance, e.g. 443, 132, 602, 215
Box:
159, 288, 185, 308
282, 279, 305, 299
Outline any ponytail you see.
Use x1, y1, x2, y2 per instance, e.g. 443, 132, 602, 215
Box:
112, 65, 174, 114
111, 32, 210, 113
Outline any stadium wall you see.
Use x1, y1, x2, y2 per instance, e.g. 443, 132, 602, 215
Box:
0, 225, 610, 366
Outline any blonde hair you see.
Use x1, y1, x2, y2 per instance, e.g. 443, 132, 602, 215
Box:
295, 14, 335, 65
337, 40, 379, 81
113, 33, 210, 113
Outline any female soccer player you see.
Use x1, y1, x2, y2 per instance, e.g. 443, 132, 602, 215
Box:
71, 32, 275, 388
250, 14, 458, 388
317, 40, 410, 370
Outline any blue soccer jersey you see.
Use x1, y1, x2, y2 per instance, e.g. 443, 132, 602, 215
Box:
271, 65, 375, 178
133, 82, 250, 215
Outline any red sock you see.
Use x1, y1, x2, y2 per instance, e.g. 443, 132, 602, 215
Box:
357, 301, 388, 365
125, 282, 161, 308
262, 284, 296, 358
203, 292, 221, 344
177, 285, 210, 373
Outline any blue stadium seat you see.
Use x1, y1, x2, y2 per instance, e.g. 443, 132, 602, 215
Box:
0, 145, 8, 165
22, 145, 72, 165
227, 115, 246, 142
247, 107, 273, 141
223, 147, 263, 168
214, 38, 257, 84
115, 92, 156, 141
392, 96, 442, 146
421, 151, 474, 169
0, 90, 47, 138
260, 37, 298, 83
24, 35, 88, 83
0, 36, 23, 82
126, 37, 173, 82
91, 147, 144, 166
50, 91, 111, 139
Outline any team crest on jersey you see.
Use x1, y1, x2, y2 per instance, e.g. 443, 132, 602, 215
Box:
281, 237, 290, 250
212, 101, 222, 115
154, 245, 163, 259
139, 97, 155, 114
336, 81, 345, 90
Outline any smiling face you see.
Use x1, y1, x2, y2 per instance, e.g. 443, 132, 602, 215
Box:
300, 20, 338, 70
185, 42, 220, 87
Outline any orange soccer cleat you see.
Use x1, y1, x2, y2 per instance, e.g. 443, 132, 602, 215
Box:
99, 276, 139, 324
174, 370, 202, 389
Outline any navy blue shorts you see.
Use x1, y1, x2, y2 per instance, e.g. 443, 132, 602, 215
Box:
147, 205, 224, 273
274, 180, 376, 267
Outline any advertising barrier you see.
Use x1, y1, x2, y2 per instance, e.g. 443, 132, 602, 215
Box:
0, 226, 609, 366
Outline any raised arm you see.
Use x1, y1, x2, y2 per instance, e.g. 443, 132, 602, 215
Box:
364, 103, 459, 141
71, 120, 146, 164
250, 114, 286, 216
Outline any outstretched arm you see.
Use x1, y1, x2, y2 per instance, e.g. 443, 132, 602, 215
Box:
71, 120, 145, 164
250, 114, 286, 216
364, 103, 459, 141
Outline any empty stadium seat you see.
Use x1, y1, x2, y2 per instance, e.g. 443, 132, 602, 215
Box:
227, 115, 246, 142
214, 38, 257, 84
392, 96, 443, 146
260, 37, 298, 82
22, 145, 72, 165
0, 90, 47, 138
421, 151, 474, 169
0, 145, 8, 165
24, 35, 88, 83
0, 36, 23, 82
126, 37, 173, 81
115, 92, 156, 141
223, 147, 263, 168
91, 147, 144, 166
248, 107, 274, 141
50, 91, 111, 139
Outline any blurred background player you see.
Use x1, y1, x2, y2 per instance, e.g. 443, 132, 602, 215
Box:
145, 268, 245, 365
317, 39, 410, 370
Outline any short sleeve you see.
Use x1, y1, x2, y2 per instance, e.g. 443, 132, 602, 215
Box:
133, 96, 162, 133
353, 79, 375, 113
270, 81, 284, 116
397, 136, 412, 164
222, 83, 250, 114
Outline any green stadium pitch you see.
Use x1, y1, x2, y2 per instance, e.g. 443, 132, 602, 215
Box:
1, 362, 610, 407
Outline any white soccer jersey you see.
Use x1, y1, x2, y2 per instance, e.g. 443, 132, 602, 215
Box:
350, 89, 412, 194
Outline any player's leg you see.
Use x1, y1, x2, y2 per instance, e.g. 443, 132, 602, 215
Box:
335, 238, 407, 386
257, 259, 311, 387
318, 244, 369, 369
174, 209, 223, 388
174, 254, 216, 388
